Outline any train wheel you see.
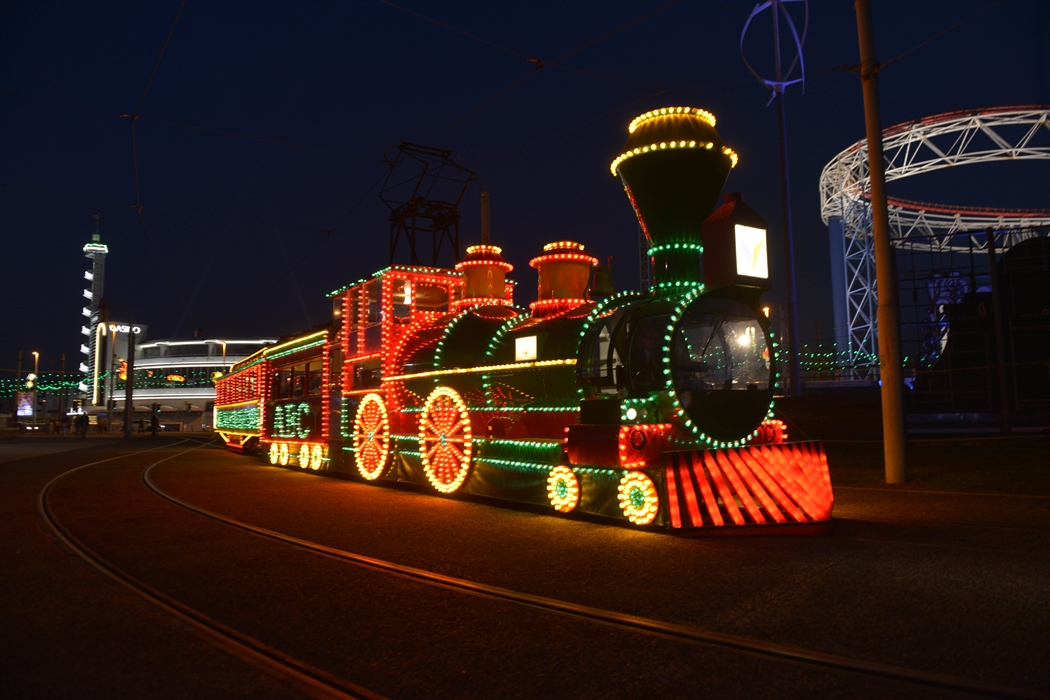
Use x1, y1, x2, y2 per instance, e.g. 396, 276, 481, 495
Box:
547, 466, 580, 513
311, 443, 324, 470
268, 442, 279, 465
418, 386, 473, 493
353, 393, 391, 480
298, 443, 312, 470
278, 442, 290, 466
617, 471, 659, 525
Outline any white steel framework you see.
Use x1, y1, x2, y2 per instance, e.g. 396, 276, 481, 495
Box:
819, 105, 1050, 374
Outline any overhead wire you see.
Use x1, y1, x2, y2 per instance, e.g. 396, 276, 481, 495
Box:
231, 166, 393, 316
380, 0, 527, 60
877, 0, 1003, 72
715, 0, 1001, 79
122, 0, 187, 301
513, 77, 755, 154
422, 0, 683, 144
2, 92, 379, 161
381, 0, 664, 91
0, 183, 334, 233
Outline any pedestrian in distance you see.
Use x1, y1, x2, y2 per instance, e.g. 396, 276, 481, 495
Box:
76, 413, 88, 439
150, 412, 159, 438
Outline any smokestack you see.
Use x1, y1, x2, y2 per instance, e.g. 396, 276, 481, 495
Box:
610, 106, 738, 288
480, 188, 491, 244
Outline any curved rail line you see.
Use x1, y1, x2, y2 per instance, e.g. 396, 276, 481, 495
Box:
142, 457, 1042, 700
36, 439, 384, 700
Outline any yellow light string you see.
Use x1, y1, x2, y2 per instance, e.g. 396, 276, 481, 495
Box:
628, 106, 716, 134
383, 358, 576, 383
610, 141, 739, 176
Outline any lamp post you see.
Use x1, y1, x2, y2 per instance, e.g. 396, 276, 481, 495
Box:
31, 351, 39, 429
740, 0, 808, 396
855, 0, 906, 483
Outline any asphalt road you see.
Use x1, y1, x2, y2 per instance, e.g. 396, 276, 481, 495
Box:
2, 437, 1048, 699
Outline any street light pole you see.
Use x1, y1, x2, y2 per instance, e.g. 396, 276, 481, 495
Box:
855, 0, 906, 484
32, 351, 39, 430
124, 319, 135, 440
740, 0, 807, 396
59, 353, 66, 420
772, 1, 802, 397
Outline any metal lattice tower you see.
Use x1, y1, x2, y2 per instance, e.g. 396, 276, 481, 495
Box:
819, 105, 1050, 376
380, 142, 476, 267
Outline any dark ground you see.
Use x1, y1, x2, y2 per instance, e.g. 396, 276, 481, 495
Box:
1, 426, 1047, 699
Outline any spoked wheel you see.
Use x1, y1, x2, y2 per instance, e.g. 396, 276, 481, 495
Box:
418, 386, 473, 493
353, 393, 391, 480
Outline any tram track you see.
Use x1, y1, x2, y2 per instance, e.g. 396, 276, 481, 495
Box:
35, 438, 385, 700
138, 454, 1043, 700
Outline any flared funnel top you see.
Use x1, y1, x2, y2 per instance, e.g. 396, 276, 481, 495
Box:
611, 106, 738, 287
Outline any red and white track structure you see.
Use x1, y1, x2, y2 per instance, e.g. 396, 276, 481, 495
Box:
818, 105, 1050, 372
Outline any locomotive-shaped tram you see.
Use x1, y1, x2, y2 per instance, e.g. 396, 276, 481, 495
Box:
215, 107, 834, 531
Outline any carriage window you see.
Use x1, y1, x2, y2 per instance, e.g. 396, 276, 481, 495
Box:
392, 279, 412, 319
672, 299, 770, 393
307, 361, 323, 395
348, 291, 361, 331
628, 315, 670, 393
352, 358, 382, 390
274, 370, 291, 399
416, 284, 449, 313
291, 364, 307, 397
363, 281, 379, 324
578, 307, 630, 388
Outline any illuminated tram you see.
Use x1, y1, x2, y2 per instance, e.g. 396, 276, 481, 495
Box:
215, 107, 834, 531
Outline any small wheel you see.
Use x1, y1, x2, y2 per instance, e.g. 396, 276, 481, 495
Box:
278, 442, 289, 466
299, 443, 312, 470
418, 387, 473, 493
755, 418, 788, 445
353, 393, 391, 480
268, 442, 280, 465
547, 466, 580, 513
617, 471, 659, 525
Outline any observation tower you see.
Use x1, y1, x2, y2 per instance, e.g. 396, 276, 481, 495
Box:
78, 223, 108, 395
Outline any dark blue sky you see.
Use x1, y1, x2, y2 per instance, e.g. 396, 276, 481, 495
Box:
2, 0, 1048, 373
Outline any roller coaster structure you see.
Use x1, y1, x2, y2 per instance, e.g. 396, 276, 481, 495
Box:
819, 105, 1050, 375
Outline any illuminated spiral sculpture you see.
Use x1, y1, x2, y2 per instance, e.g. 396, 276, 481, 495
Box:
418, 387, 473, 493
353, 393, 391, 480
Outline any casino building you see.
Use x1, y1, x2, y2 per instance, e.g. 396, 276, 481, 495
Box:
72, 222, 275, 430
111, 337, 276, 431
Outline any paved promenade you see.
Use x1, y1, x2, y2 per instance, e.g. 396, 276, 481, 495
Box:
2, 437, 1047, 699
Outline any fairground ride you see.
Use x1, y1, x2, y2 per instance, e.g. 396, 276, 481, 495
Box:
819, 105, 1050, 377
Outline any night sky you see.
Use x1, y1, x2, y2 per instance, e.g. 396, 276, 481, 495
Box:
2, 0, 1048, 375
